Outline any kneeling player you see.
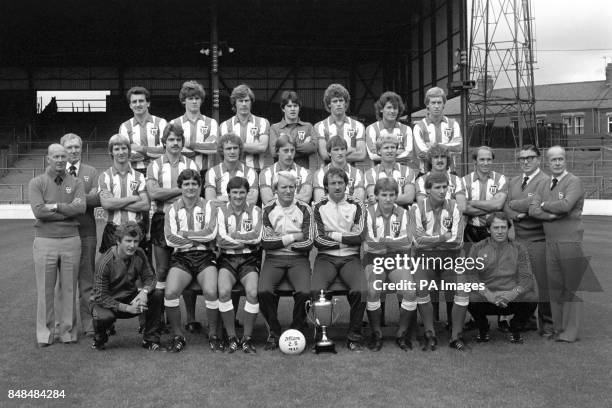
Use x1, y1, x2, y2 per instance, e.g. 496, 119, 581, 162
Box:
163, 169, 219, 352
216, 177, 263, 353
364, 178, 421, 351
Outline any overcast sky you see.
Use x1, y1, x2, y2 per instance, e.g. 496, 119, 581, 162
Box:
532, 0, 612, 84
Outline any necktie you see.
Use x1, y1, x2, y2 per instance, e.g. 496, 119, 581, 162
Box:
69, 165, 77, 177
521, 176, 529, 191
550, 178, 558, 190
54, 176, 63, 186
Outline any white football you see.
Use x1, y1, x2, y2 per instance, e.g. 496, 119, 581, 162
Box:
279, 329, 306, 355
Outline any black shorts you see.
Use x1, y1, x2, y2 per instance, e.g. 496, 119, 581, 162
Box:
363, 252, 408, 275
171, 250, 217, 278
150, 212, 166, 247
218, 253, 260, 281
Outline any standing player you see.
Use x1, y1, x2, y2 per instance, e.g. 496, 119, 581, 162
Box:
163, 169, 220, 352
315, 84, 366, 165
504, 145, 552, 335
98, 135, 151, 254
413, 173, 468, 351
219, 84, 270, 172
415, 144, 466, 212
205, 133, 259, 206
313, 136, 365, 202
29, 144, 85, 346
170, 80, 219, 178
60, 133, 99, 337
268, 90, 318, 171
364, 134, 417, 208
413, 87, 462, 174
259, 172, 314, 350
146, 124, 199, 330
365, 91, 414, 168
259, 133, 312, 205
529, 146, 586, 343
91, 222, 163, 351
311, 167, 367, 351
118, 86, 167, 174
216, 177, 263, 353
462, 147, 507, 242
363, 178, 419, 351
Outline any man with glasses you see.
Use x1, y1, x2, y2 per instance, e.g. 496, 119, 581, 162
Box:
504, 145, 552, 336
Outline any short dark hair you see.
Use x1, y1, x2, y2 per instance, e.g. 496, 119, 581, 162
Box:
280, 90, 301, 109
179, 80, 206, 103
230, 84, 255, 112
472, 146, 495, 161
177, 169, 202, 187
374, 91, 405, 121
521, 144, 541, 157
486, 211, 512, 228
323, 167, 348, 192
114, 221, 143, 243
217, 133, 243, 158
161, 122, 185, 147
126, 86, 150, 103
374, 178, 399, 196
226, 176, 250, 194
326, 135, 348, 153
424, 173, 449, 190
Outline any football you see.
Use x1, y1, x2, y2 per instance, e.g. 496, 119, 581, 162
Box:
279, 329, 306, 355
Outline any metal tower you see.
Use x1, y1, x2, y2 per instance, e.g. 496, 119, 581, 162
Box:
468, 0, 537, 148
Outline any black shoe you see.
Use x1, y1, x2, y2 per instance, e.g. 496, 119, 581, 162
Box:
449, 338, 468, 351
498, 320, 511, 333
209, 336, 222, 352
108, 324, 117, 336
241, 337, 257, 354
476, 330, 491, 343
264, 335, 279, 351
510, 332, 524, 344
346, 339, 364, 352
142, 340, 162, 351
90, 340, 105, 351
184, 322, 203, 333
227, 336, 240, 354
38, 342, 52, 349
166, 335, 187, 353
463, 319, 478, 331
521, 318, 538, 332
367, 332, 383, 351
422, 330, 438, 351
395, 336, 412, 351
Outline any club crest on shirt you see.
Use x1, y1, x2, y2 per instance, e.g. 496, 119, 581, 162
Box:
65, 186, 72, 194
527, 192, 534, 197
392, 221, 400, 234
250, 127, 259, 137
195, 212, 204, 224
200, 126, 209, 136
130, 180, 139, 192
396, 134, 404, 144
443, 128, 452, 139
347, 128, 356, 138
442, 217, 453, 230
242, 218, 252, 232
558, 192, 565, 199
398, 176, 406, 186
348, 177, 355, 186
151, 127, 159, 137
297, 130, 306, 141
488, 184, 498, 195
83, 176, 89, 182
296, 176, 302, 185
448, 184, 456, 193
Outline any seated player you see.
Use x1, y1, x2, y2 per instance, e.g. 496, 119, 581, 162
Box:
413, 173, 468, 351
205, 133, 259, 206
163, 169, 220, 352
467, 212, 537, 344
313, 136, 365, 203
312, 167, 367, 351
364, 178, 419, 351
259, 172, 314, 350
364, 134, 417, 208
90, 222, 163, 350
260, 133, 312, 204
216, 176, 263, 353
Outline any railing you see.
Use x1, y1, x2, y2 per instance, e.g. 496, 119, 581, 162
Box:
0, 184, 25, 203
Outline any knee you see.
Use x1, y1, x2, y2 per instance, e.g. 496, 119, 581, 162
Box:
218, 286, 232, 302
245, 288, 258, 304
203, 287, 218, 301
164, 288, 180, 301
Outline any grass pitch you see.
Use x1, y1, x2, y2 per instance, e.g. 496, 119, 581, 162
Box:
1, 217, 611, 408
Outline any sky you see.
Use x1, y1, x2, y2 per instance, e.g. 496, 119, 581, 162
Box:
531, 0, 612, 84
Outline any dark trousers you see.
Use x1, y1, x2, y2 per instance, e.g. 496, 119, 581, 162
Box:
258, 255, 311, 337
311, 253, 367, 342
468, 301, 537, 334
464, 224, 490, 243
91, 290, 163, 344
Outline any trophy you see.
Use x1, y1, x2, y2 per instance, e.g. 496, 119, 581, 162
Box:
305, 290, 341, 354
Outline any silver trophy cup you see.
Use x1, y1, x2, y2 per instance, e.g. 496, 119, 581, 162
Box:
306, 290, 341, 354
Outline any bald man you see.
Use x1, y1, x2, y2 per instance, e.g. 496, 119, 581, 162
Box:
29, 144, 86, 347
529, 146, 586, 342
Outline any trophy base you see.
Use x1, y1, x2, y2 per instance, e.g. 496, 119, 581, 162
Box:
312, 342, 337, 354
